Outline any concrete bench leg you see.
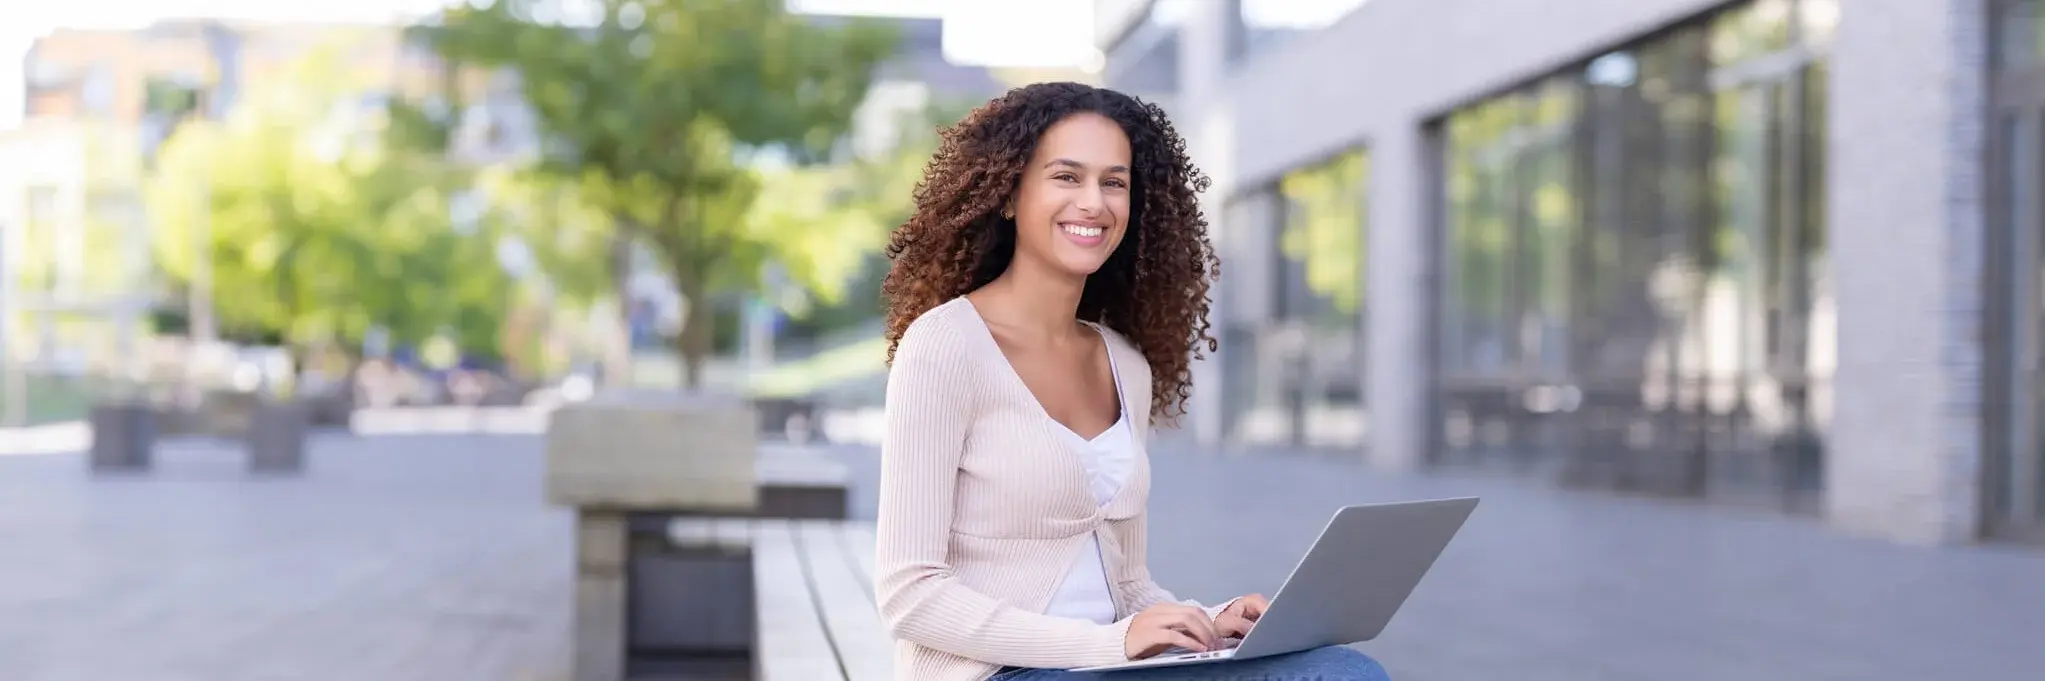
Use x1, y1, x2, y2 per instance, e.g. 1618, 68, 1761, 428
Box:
89, 402, 155, 473
247, 400, 308, 474
574, 510, 628, 681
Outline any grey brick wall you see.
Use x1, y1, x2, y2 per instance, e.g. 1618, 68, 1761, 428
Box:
1826, 0, 1985, 544
1941, 0, 1988, 542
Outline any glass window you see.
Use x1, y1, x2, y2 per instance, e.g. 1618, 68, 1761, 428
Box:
1429, 0, 1831, 508
1710, 83, 1770, 388
1799, 0, 1841, 47
1709, 0, 1793, 64
1997, 0, 2045, 71
1521, 77, 1580, 376
1267, 148, 1369, 448
1444, 99, 1517, 377
1277, 150, 1367, 319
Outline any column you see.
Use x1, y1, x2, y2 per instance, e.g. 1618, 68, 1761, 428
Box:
1175, 0, 1240, 447
1825, 0, 1987, 543
1363, 123, 1429, 471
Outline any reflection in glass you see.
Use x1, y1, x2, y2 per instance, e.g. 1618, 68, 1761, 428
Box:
1523, 78, 1578, 376
1708, 0, 1792, 64
1222, 150, 1369, 450
1799, 0, 1842, 47
1444, 99, 1515, 378
1278, 152, 1367, 317
2031, 109, 2045, 525
1431, 0, 1830, 510
1997, 113, 2023, 524
1997, 0, 2045, 71
1276, 150, 1368, 448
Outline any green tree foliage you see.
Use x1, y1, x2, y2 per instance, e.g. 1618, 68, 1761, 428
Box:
773, 98, 967, 342
416, 0, 900, 387
144, 46, 515, 360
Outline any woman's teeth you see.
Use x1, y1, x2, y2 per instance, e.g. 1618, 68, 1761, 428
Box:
1062, 223, 1103, 238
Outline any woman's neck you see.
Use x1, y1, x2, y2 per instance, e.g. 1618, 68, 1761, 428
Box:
974, 258, 1086, 342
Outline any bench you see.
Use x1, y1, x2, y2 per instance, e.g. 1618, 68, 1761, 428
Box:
88, 395, 308, 475
548, 395, 873, 680
661, 517, 894, 681
598, 452, 858, 679
754, 444, 853, 519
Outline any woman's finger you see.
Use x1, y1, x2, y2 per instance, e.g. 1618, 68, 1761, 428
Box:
1240, 595, 1269, 619
1159, 628, 1208, 653
1173, 610, 1219, 647
1212, 612, 1254, 639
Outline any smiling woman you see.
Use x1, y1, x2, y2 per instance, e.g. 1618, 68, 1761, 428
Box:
869, 81, 1390, 681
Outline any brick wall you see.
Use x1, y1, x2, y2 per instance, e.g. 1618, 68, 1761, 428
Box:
1826, 0, 1986, 544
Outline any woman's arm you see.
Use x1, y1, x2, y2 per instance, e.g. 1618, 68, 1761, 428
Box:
872, 316, 1133, 669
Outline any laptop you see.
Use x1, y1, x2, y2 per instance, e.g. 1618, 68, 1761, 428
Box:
1069, 496, 1479, 673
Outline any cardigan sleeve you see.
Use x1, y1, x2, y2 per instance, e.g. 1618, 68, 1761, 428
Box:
871, 311, 1135, 669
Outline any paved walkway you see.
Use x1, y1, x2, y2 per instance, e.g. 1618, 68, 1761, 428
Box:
3, 431, 2042, 681
0, 433, 573, 681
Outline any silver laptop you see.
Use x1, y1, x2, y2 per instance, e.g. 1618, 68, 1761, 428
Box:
1070, 497, 1479, 673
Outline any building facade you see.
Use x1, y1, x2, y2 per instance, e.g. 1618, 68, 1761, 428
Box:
0, 119, 154, 375
1099, 0, 2040, 545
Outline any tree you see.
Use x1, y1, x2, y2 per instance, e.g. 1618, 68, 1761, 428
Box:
144, 45, 516, 362
417, 0, 899, 387
769, 98, 966, 342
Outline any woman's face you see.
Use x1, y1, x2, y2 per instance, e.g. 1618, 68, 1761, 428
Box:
1006, 111, 1133, 279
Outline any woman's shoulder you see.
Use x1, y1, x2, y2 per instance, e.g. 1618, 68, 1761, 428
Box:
1087, 319, 1153, 400
900, 295, 974, 337
894, 297, 981, 364
1087, 321, 1153, 368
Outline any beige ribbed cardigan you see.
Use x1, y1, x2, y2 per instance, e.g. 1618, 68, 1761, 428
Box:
873, 297, 1231, 681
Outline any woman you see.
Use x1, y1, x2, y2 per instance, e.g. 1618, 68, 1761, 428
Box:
872, 81, 1390, 681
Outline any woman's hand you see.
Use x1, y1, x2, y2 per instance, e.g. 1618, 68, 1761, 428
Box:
1212, 593, 1269, 640
1122, 603, 1221, 659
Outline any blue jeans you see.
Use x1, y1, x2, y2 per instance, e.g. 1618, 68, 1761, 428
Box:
987, 645, 1389, 681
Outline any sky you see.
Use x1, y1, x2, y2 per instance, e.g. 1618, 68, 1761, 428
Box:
0, 0, 1365, 130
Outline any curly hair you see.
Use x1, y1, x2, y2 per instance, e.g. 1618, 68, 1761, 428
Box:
880, 81, 1220, 426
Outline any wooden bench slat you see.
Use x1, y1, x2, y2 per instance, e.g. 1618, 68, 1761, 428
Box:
839, 522, 880, 603
667, 517, 714, 546
714, 517, 753, 549
664, 516, 752, 552
753, 520, 846, 681
798, 521, 896, 681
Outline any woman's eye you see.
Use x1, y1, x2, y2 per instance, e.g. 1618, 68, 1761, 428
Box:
1053, 173, 1079, 183
1104, 179, 1128, 190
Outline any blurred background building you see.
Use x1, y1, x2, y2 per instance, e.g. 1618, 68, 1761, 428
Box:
1097, 0, 2044, 546
5, 0, 2041, 549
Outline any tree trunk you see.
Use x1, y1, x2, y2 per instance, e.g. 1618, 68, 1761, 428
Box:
603, 229, 635, 390
673, 276, 713, 390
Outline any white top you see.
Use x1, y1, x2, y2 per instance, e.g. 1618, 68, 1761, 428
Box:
1041, 327, 1136, 625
